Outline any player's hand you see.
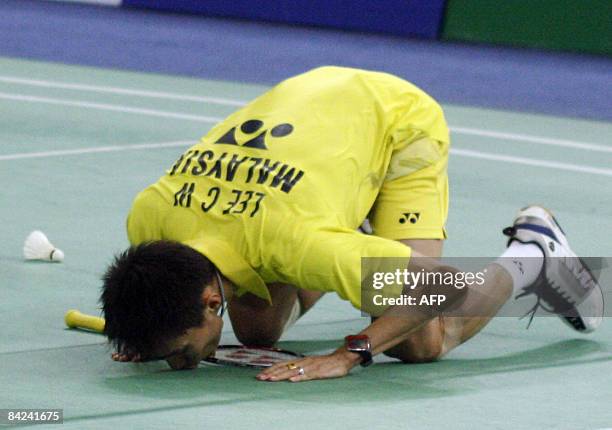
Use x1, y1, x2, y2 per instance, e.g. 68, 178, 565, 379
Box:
111, 351, 141, 362
256, 350, 360, 382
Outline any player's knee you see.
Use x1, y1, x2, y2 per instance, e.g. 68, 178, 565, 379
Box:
383, 325, 444, 363
384, 342, 443, 363
234, 326, 281, 348
398, 346, 443, 364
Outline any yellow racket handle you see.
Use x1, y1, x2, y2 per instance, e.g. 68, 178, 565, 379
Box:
64, 309, 105, 333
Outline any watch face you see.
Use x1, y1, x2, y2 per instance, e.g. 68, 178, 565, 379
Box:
346, 335, 370, 351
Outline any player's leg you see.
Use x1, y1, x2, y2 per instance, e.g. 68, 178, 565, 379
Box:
228, 282, 323, 347
421, 205, 604, 357
379, 239, 446, 363
368, 132, 452, 363
366, 133, 535, 362
391, 238, 514, 361
378, 207, 604, 362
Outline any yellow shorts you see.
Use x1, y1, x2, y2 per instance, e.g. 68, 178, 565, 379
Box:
369, 136, 449, 240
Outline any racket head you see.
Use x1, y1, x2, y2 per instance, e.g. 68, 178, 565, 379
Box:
203, 345, 304, 368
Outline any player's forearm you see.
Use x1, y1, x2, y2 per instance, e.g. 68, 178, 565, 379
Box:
359, 262, 512, 358
363, 306, 434, 354
359, 240, 446, 354
335, 267, 467, 365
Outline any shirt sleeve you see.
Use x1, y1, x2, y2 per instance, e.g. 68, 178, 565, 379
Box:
269, 226, 411, 311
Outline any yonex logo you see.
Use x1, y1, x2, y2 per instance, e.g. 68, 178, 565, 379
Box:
399, 212, 420, 224
214, 119, 294, 150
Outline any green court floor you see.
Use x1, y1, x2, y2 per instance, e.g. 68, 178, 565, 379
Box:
1, 57, 611, 429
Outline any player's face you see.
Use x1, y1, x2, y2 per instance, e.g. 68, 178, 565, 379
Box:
161, 313, 223, 370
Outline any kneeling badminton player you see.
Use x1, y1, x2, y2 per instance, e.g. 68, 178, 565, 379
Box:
100, 66, 604, 382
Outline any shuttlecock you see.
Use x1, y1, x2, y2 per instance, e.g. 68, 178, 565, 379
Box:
23, 230, 64, 262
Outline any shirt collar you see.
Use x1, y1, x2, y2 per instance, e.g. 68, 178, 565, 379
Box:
185, 238, 272, 304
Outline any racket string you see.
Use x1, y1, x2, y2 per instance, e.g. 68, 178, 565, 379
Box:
204, 345, 303, 368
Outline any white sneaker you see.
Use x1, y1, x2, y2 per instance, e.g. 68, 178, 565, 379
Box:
503, 206, 604, 333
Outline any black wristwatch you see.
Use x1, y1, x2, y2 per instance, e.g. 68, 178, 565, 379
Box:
344, 334, 373, 367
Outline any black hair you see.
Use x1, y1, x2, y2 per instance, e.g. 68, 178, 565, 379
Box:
100, 240, 216, 358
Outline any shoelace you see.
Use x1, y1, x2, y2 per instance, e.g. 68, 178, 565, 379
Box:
515, 282, 547, 328
504, 226, 596, 328
515, 270, 578, 329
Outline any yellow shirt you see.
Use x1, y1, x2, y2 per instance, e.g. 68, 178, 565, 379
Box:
127, 66, 448, 310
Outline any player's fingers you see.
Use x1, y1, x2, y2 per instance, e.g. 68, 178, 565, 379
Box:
288, 361, 327, 382
270, 360, 314, 381
279, 355, 351, 382
257, 366, 293, 380
289, 373, 310, 382
265, 358, 304, 373
257, 359, 301, 379
257, 361, 286, 376
266, 368, 301, 381
288, 365, 343, 382
257, 359, 311, 381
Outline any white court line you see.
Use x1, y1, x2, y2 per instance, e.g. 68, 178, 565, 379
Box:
1, 75, 610, 153
2, 140, 611, 178
1, 91, 611, 177
451, 148, 612, 177
0, 141, 196, 161
452, 126, 612, 154
0, 93, 223, 124
0, 76, 247, 106
46, 0, 122, 6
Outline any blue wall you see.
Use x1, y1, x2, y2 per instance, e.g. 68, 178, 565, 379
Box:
122, 0, 446, 39
3, 0, 610, 120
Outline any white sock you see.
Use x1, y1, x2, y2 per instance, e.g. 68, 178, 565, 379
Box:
496, 242, 544, 293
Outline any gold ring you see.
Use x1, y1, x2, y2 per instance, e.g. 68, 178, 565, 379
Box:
287, 363, 298, 370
